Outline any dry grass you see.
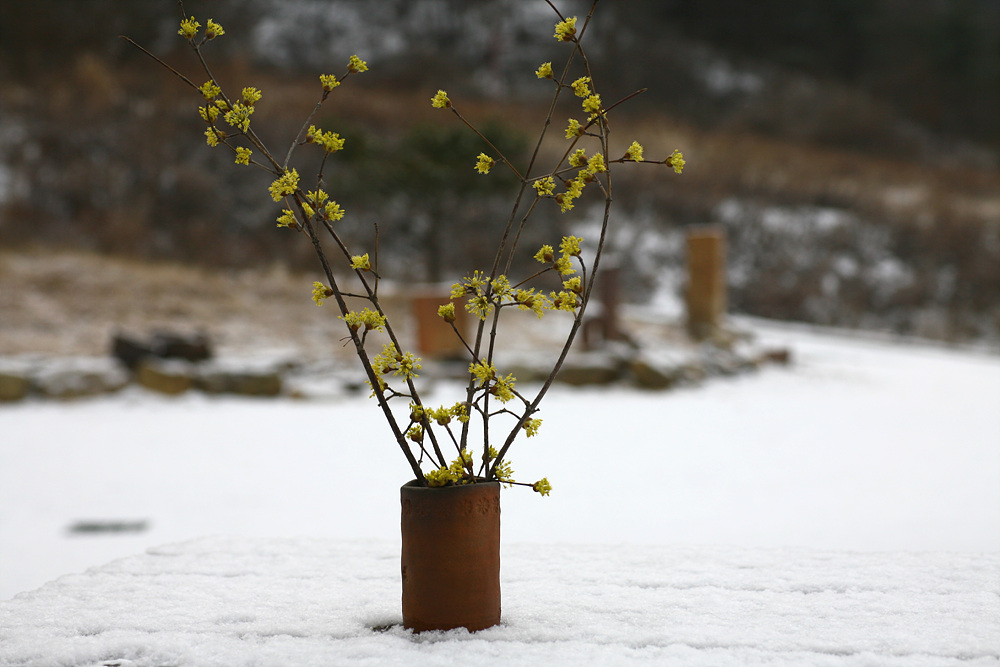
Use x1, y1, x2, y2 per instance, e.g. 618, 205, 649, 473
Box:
0, 248, 356, 357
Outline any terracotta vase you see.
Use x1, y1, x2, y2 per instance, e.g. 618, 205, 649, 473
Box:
400, 479, 501, 632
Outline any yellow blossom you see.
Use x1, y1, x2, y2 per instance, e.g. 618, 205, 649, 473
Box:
205, 19, 224, 39
533, 176, 556, 196
514, 289, 549, 318
666, 149, 685, 174
569, 148, 588, 168
565, 118, 584, 139
325, 201, 345, 221
563, 276, 583, 294
341, 307, 386, 332
224, 103, 253, 132
198, 105, 219, 123
466, 294, 493, 320
491, 274, 512, 298
319, 74, 340, 91
347, 55, 368, 73
307, 125, 345, 153
625, 141, 644, 162
492, 373, 517, 403
204, 127, 222, 147
178, 17, 200, 40
582, 94, 602, 116
523, 419, 543, 438
350, 253, 371, 271
587, 153, 607, 173
199, 80, 221, 100
268, 169, 299, 202
535, 62, 553, 79
276, 209, 297, 228
554, 256, 576, 276
475, 153, 495, 175
311, 281, 333, 306
554, 16, 577, 41
534, 244, 554, 264
438, 302, 456, 323
241, 87, 261, 105
407, 424, 424, 443
550, 290, 579, 311
425, 467, 457, 487
431, 90, 451, 109
234, 147, 252, 165
532, 478, 552, 495
469, 361, 496, 385
560, 235, 583, 257
571, 76, 591, 98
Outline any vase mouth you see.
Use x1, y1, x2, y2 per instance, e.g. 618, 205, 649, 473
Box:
402, 477, 500, 490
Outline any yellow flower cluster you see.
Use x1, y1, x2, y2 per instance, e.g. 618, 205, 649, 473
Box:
625, 140, 644, 162
178, 17, 200, 40
532, 236, 584, 312
275, 209, 298, 229
475, 153, 495, 175
571, 76, 591, 97
311, 281, 333, 306
199, 80, 221, 100
304, 189, 346, 221
437, 302, 456, 323
350, 253, 371, 271
424, 449, 473, 487
234, 147, 252, 165
533, 176, 556, 196
666, 149, 685, 174
347, 55, 369, 73
554, 16, 577, 41
489, 447, 515, 485
268, 169, 299, 202
319, 74, 340, 91
523, 418, 543, 437
340, 307, 386, 333
565, 118, 584, 139
431, 90, 451, 109
205, 19, 225, 40
306, 125, 345, 153
223, 103, 253, 133
450, 270, 511, 321
532, 478, 552, 496
513, 288, 550, 318
535, 62, 553, 79
372, 342, 421, 382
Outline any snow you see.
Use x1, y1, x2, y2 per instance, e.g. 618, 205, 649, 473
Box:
1, 319, 999, 665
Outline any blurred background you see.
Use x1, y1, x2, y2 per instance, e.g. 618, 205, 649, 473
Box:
2, 0, 999, 352
2, 0, 1000, 604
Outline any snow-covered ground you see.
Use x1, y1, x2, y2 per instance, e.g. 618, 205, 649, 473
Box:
1, 319, 998, 664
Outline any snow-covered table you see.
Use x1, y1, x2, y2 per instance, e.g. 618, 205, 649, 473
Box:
1, 537, 996, 666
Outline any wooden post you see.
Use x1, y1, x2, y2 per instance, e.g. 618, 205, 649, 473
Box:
686, 227, 727, 340
411, 288, 469, 359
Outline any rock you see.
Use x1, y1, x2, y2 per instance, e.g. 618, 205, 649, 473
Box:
0, 372, 30, 402
31, 358, 129, 399
111, 334, 154, 371
628, 359, 678, 390
197, 369, 282, 396
136, 359, 194, 395
150, 331, 212, 362
554, 356, 621, 386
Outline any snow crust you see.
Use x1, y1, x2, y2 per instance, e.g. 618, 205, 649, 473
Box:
1, 537, 997, 666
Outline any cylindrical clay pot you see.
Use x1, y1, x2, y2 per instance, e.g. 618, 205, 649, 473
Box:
400, 480, 501, 632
